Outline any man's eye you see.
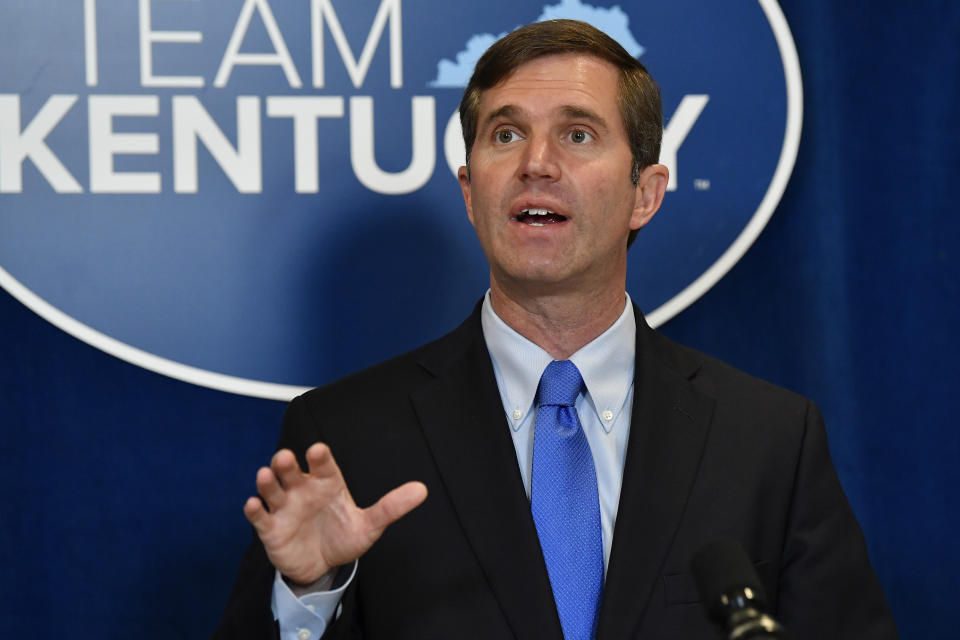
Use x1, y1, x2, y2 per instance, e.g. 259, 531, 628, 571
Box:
496, 130, 517, 144
569, 129, 594, 144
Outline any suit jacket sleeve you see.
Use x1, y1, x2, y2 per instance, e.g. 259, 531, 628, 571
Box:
775, 401, 898, 638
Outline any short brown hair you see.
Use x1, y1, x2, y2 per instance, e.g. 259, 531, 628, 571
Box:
459, 19, 662, 246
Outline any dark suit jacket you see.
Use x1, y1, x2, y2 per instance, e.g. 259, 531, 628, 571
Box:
214, 304, 897, 639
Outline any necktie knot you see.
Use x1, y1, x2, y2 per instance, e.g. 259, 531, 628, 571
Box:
537, 360, 584, 407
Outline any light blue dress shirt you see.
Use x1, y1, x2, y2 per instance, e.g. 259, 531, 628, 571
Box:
272, 292, 636, 639
480, 291, 636, 570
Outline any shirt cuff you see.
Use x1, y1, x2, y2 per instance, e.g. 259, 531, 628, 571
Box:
271, 562, 357, 640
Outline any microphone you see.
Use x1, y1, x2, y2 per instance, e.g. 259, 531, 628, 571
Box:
691, 539, 787, 639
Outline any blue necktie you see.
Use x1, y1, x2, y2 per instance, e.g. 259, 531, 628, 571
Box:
531, 360, 604, 640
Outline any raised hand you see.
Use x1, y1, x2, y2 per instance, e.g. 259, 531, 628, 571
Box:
243, 442, 428, 586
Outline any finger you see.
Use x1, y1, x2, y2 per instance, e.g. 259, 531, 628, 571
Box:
364, 481, 428, 535
271, 449, 305, 489
243, 496, 271, 533
305, 443, 341, 481
256, 466, 287, 510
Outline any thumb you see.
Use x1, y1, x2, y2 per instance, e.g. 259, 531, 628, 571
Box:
364, 481, 428, 536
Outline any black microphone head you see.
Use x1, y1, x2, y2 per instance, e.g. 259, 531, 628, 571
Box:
692, 539, 767, 605
691, 539, 770, 624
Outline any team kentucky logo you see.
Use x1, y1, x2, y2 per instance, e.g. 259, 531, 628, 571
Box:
0, 0, 801, 398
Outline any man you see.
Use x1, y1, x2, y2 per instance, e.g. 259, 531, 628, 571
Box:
215, 19, 897, 640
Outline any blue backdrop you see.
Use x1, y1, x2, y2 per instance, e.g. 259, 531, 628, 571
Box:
1, 1, 958, 637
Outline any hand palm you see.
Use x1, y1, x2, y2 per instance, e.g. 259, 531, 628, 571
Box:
244, 443, 427, 585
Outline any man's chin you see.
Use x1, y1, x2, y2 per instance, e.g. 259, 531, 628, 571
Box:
493, 264, 584, 295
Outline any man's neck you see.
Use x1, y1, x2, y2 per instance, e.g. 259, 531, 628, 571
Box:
488, 280, 627, 360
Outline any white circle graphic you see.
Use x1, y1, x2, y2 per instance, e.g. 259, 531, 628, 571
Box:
0, 0, 802, 401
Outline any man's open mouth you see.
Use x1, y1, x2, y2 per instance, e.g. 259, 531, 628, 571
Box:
514, 208, 568, 226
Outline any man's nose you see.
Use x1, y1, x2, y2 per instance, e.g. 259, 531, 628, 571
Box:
518, 135, 561, 182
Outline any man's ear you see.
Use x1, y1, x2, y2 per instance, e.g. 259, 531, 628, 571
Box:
630, 164, 669, 231
458, 166, 475, 226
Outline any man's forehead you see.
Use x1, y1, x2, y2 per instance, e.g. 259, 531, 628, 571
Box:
488, 52, 617, 89
475, 54, 619, 122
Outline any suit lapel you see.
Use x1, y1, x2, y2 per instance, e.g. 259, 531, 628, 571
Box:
410, 313, 563, 640
596, 312, 715, 639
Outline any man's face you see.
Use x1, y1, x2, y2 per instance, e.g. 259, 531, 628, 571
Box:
459, 53, 666, 298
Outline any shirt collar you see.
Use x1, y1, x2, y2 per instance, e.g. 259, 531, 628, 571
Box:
481, 291, 636, 433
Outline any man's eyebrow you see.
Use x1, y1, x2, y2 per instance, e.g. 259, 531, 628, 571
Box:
560, 105, 609, 130
481, 105, 523, 128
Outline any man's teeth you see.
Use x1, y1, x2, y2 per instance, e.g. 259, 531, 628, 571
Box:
518, 208, 561, 226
